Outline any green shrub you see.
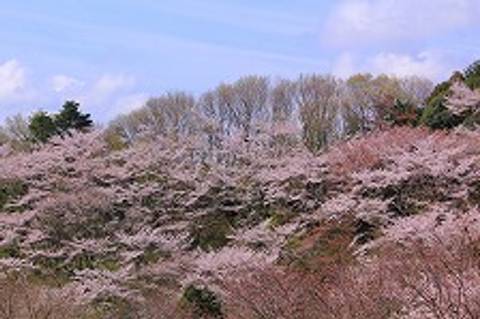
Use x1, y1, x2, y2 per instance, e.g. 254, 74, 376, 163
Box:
385, 99, 422, 127
32, 252, 120, 287
103, 128, 128, 152
189, 215, 232, 251
465, 60, 480, 90
0, 179, 28, 211
88, 295, 141, 319
420, 96, 463, 130
134, 244, 171, 266
37, 191, 125, 242
268, 208, 295, 228
0, 242, 21, 258
426, 81, 451, 106
182, 285, 223, 318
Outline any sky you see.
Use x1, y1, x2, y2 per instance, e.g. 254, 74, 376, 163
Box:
0, 0, 479, 123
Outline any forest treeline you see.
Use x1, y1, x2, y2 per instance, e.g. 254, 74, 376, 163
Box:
1, 60, 479, 155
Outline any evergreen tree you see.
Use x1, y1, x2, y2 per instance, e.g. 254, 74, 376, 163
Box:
464, 60, 480, 90
55, 101, 93, 136
29, 112, 57, 143
421, 73, 464, 129
385, 99, 421, 127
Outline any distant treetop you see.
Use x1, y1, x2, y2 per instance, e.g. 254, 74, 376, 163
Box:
55, 101, 93, 136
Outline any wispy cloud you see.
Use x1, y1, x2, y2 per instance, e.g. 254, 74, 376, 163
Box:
92, 74, 135, 97
145, 0, 318, 37
371, 52, 447, 79
51, 75, 84, 93
323, 0, 480, 47
332, 51, 452, 80
0, 60, 26, 99
114, 93, 149, 114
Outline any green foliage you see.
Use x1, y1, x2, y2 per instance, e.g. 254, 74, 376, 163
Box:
0, 127, 8, 145
30, 255, 72, 287
426, 81, 451, 106
420, 60, 480, 130
87, 295, 141, 319
103, 128, 128, 151
182, 285, 223, 318
465, 60, 480, 90
420, 77, 466, 130
32, 252, 120, 288
28, 111, 57, 143
0, 179, 28, 211
26, 101, 92, 144
421, 95, 463, 130
135, 244, 171, 266
268, 208, 295, 228
463, 112, 480, 129
385, 99, 422, 127
0, 242, 21, 259
54, 100, 93, 136
189, 215, 232, 251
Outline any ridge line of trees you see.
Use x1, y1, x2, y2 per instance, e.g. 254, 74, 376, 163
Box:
106, 72, 435, 153
1, 59, 479, 155
0, 101, 92, 150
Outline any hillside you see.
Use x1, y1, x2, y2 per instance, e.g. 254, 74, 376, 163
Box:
0, 121, 480, 318
2, 1, 480, 317
1, 67, 480, 318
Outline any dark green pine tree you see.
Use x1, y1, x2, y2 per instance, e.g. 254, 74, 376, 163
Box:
55, 100, 93, 136
28, 111, 57, 143
464, 60, 480, 90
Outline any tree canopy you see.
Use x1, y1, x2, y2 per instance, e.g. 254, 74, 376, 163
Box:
29, 111, 57, 144
55, 101, 93, 136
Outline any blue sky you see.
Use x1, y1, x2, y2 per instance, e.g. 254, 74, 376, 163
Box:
0, 0, 479, 123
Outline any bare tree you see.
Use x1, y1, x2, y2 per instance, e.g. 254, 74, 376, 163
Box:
108, 108, 153, 144
297, 74, 339, 152
197, 90, 226, 154
146, 91, 197, 140
341, 73, 380, 135
400, 76, 434, 105
271, 79, 297, 124
231, 75, 269, 140
0, 114, 33, 151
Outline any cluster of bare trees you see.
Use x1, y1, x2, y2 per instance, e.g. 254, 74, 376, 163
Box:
0, 274, 81, 319
220, 229, 480, 319
0, 114, 32, 152
106, 74, 433, 153
0, 73, 432, 154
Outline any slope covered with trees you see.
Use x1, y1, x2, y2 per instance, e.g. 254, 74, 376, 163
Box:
0, 61, 479, 318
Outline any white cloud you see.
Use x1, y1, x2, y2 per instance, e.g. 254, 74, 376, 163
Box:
70, 74, 139, 120
115, 93, 149, 114
332, 51, 449, 80
92, 74, 135, 97
370, 52, 445, 79
0, 60, 26, 99
324, 0, 479, 47
0, 64, 142, 122
51, 74, 84, 93
332, 52, 356, 79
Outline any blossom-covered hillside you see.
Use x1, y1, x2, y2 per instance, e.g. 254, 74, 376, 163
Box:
1, 64, 480, 318
1, 121, 480, 318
